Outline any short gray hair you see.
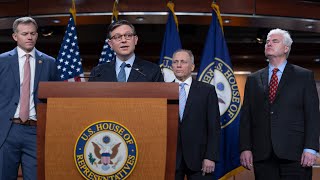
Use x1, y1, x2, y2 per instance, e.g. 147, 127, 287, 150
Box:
172, 49, 195, 64
13, 17, 38, 33
267, 28, 293, 58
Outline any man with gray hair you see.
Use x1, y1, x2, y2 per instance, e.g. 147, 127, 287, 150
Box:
240, 28, 320, 180
0, 17, 58, 179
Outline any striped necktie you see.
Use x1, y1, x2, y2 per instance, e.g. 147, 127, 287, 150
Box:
179, 83, 187, 121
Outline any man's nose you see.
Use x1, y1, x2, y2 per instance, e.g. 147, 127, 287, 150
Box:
27, 34, 32, 39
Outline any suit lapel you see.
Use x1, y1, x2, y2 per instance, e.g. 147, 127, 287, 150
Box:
9, 49, 20, 88
260, 67, 269, 100
182, 80, 196, 122
128, 57, 142, 82
274, 63, 292, 101
33, 50, 43, 91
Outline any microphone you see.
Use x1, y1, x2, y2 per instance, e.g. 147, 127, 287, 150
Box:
80, 74, 101, 79
125, 64, 146, 76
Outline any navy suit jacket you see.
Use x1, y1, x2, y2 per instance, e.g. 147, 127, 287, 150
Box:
0, 48, 58, 148
240, 63, 320, 161
176, 80, 221, 171
88, 57, 164, 82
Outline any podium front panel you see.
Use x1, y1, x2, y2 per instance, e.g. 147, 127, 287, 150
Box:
44, 98, 167, 180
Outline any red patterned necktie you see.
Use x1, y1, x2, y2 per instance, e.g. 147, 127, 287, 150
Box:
19, 54, 31, 122
269, 68, 279, 104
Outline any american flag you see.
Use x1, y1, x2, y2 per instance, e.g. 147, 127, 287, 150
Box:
98, 39, 116, 65
56, 13, 84, 82
98, 0, 119, 65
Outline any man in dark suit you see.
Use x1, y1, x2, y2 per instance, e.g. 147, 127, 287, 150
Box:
89, 20, 163, 82
172, 49, 221, 180
0, 17, 58, 180
240, 28, 320, 180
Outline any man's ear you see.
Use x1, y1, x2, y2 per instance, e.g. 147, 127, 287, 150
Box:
284, 46, 289, 54
108, 39, 113, 49
134, 35, 138, 45
12, 33, 18, 42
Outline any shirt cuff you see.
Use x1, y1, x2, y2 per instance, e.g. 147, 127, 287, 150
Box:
303, 149, 317, 155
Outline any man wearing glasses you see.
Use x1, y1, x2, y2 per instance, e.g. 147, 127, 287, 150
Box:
89, 20, 163, 82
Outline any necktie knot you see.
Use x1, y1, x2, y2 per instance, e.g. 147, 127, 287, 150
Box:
272, 68, 279, 74
120, 62, 126, 69
179, 83, 186, 88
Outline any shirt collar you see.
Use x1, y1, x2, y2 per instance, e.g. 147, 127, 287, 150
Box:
269, 60, 287, 73
175, 76, 192, 86
17, 46, 36, 59
116, 54, 135, 69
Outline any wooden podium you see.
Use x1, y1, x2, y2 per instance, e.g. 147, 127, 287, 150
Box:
37, 82, 178, 180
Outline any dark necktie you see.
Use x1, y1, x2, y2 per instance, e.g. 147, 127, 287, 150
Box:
269, 68, 279, 104
117, 62, 126, 82
20, 54, 31, 122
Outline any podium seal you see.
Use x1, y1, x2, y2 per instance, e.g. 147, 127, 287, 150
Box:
74, 121, 138, 179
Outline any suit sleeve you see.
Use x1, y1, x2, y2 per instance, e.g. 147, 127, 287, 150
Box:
205, 86, 221, 161
239, 76, 253, 152
303, 71, 320, 151
50, 57, 60, 81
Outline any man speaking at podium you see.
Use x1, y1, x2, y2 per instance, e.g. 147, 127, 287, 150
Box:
89, 20, 163, 82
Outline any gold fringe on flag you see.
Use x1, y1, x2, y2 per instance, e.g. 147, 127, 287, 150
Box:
167, 1, 179, 31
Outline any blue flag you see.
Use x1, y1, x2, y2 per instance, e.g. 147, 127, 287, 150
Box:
197, 3, 243, 179
159, 2, 182, 82
56, 12, 84, 82
98, 0, 118, 65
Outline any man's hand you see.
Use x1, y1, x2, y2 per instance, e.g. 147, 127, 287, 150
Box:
201, 159, 215, 175
301, 151, 317, 167
240, 150, 253, 170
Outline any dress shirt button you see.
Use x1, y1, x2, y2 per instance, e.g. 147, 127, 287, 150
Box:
270, 111, 274, 115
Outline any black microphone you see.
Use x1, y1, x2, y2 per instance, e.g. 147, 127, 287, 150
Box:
125, 64, 146, 76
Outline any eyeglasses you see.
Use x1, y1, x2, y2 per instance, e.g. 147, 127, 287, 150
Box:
110, 33, 136, 42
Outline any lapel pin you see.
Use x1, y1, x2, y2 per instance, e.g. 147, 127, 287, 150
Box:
38, 60, 43, 64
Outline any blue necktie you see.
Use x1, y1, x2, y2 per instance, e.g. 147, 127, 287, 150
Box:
117, 62, 126, 82
179, 83, 187, 121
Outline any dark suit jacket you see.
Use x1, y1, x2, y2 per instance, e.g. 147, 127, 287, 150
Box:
88, 57, 164, 82
0, 48, 58, 148
177, 80, 221, 171
240, 63, 320, 162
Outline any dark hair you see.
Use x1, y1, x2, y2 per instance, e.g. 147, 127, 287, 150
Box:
13, 17, 38, 33
107, 20, 136, 39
